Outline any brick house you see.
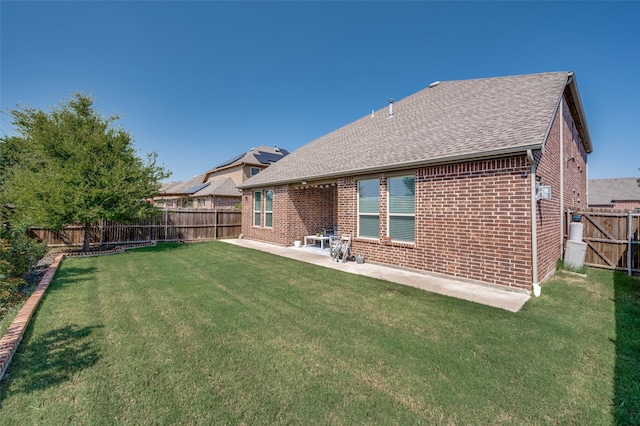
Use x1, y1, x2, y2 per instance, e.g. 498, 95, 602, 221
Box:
588, 177, 640, 211
154, 146, 288, 209
238, 72, 592, 292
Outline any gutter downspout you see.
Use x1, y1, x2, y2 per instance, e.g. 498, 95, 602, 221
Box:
527, 149, 539, 287
559, 99, 565, 256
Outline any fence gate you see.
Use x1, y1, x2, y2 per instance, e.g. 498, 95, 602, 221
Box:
569, 209, 640, 276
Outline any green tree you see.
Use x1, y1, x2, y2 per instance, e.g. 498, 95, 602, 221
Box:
1, 93, 170, 251
0, 136, 27, 187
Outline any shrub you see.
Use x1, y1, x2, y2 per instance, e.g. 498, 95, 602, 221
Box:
0, 226, 46, 317
1, 226, 46, 277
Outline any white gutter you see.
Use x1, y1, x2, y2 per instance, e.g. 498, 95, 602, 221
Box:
527, 149, 539, 287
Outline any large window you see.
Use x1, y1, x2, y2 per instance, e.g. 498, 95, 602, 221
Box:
253, 191, 261, 226
264, 190, 273, 227
358, 179, 380, 239
388, 176, 415, 242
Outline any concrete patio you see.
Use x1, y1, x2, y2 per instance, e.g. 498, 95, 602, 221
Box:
221, 238, 531, 312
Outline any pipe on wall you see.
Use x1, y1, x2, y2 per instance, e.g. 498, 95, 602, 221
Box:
559, 99, 565, 256
527, 149, 539, 286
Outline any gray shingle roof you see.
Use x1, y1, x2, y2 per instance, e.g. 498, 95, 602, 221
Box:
209, 145, 288, 173
158, 175, 240, 198
160, 174, 207, 194
192, 178, 240, 197
239, 72, 584, 189
588, 178, 640, 205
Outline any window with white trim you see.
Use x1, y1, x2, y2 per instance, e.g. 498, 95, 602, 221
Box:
358, 179, 380, 239
253, 191, 261, 226
264, 190, 273, 227
387, 176, 415, 242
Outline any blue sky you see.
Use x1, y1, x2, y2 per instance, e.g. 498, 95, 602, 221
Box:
1, 1, 638, 182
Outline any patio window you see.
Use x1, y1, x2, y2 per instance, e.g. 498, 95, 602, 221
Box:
358, 179, 380, 239
264, 190, 273, 227
388, 176, 415, 242
253, 191, 261, 226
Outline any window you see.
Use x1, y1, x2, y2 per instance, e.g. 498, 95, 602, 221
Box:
197, 198, 205, 208
264, 190, 273, 227
358, 179, 380, 238
388, 176, 415, 242
253, 191, 261, 226
250, 167, 260, 177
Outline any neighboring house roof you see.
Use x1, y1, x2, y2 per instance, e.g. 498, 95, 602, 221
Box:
588, 177, 640, 206
159, 174, 208, 196
191, 178, 240, 197
239, 72, 592, 189
207, 145, 289, 175
157, 175, 239, 198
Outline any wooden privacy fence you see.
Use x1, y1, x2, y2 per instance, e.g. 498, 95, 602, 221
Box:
568, 209, 640, 276
29, 209, 242, 247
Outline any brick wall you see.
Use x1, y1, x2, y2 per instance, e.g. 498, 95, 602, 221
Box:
613, 201, 640, 211
535, 95, 588, 282
347, 158, 533, 290
242, 159, 534, 290
212, 196, 241, 210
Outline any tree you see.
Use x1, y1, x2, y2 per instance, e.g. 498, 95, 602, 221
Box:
0, 93, 170, 251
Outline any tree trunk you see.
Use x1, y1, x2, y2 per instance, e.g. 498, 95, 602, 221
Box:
83, 222, 91, 252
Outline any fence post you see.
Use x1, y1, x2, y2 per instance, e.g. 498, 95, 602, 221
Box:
628, 211, 633, 276
214, 210, 218, 240
164, 209, 168, 242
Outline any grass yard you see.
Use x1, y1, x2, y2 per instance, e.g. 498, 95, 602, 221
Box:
0, 242, 638, 424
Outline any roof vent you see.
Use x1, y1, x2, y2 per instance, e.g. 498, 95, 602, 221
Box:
388, 98, 394, 118
429, 81, 441, 88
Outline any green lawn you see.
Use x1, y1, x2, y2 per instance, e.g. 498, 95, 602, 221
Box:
0, 242, 638, 425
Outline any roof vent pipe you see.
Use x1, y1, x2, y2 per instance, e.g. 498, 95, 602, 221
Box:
388, 98, 394, 118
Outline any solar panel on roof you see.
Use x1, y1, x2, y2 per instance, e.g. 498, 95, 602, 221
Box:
184, 182, 210, 194
214, 153, 245, 169
254, 151, 287, 164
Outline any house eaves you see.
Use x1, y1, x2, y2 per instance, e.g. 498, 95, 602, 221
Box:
238, 144, 543, 189
565, 72, 593, 153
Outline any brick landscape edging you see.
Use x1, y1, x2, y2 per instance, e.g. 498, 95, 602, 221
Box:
0, 253, 65, 382
0, 240, 157, 382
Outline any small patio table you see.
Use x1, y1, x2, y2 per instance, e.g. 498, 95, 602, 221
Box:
303, 235, 330, 250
